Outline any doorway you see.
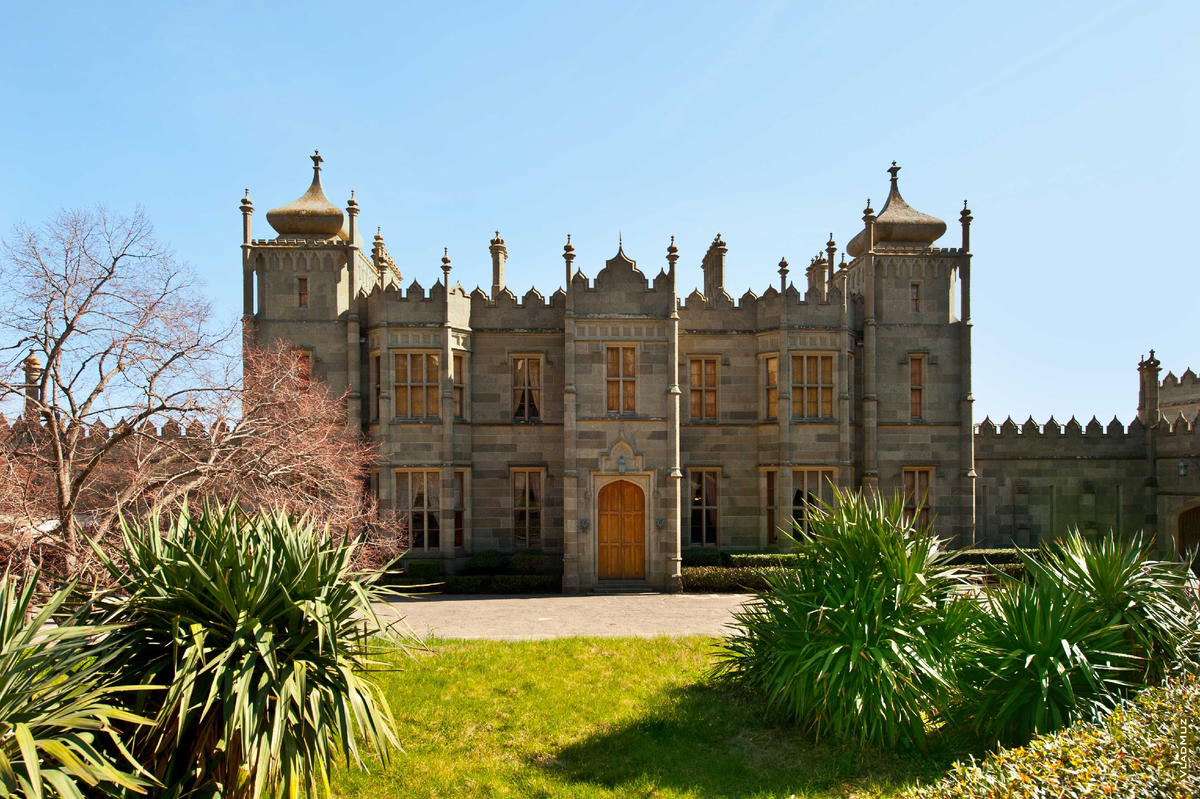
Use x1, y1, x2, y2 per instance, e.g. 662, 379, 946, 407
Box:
1179, 506, 1200, 575
598, 480, 645, 580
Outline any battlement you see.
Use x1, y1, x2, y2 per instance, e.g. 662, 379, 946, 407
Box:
0, 414, 225, 444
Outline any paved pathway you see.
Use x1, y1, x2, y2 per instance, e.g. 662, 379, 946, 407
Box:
375, 593, 754, 641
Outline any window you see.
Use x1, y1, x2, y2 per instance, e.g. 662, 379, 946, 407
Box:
453, 354, 465, 418
453, 471, 465, 548
606, 346, 636, 414
512, 356, 541, 420
395, 352, 439, 418
791, 354, 834, 419
513, 470, 542, 547
765, 470, 778, 545
297, 276, 308, 308
370, 354, 381, 421
397, 470, 439, 551
903, 467, 933, 529
910, 283, 920, 313
910, 355, 924, 419
764, 355, 779, 419
368, 469, 380, 506
689, 358, 717, 420
688, 469, 719, 546
792, 468, 835, 534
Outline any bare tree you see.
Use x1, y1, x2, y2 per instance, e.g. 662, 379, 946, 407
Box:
0, 206, 402, 582
0, 206, 231, 572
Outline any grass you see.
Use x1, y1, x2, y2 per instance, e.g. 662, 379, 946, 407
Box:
331, 636, 960, 799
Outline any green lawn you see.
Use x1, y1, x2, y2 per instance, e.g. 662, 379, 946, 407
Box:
332, 636, 959, 799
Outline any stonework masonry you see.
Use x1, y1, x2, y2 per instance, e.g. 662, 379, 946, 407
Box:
240, 154, 1200, 591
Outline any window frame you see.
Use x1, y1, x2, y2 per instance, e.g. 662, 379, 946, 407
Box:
687, 468, 721, 547
511, 354, 543, 421
369, 351, 381, 421
394, 469, 442, 552
910, 281, 921, 313
605, 345, 637, 415
511, 467, 545, 548
452, 352, 465, 419
909, 354, 925, 420
764, 468, 778, 545
763, 354, 779, 420
791, 352, 835, 420
297, 275, 309, 309
792, 468, 836, 535
393, 350, 441, 420
903, 467, 933, 529
688, 356, 719, 421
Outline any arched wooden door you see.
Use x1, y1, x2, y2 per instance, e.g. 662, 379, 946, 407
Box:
597, 480, 645, 580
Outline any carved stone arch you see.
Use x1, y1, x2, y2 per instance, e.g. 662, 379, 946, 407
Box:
599, 431, 645, 474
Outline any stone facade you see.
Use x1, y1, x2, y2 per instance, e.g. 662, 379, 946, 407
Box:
240, 155, 1200, 591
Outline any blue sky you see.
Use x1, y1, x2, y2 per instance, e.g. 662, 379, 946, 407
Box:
2, 0, 1195, 424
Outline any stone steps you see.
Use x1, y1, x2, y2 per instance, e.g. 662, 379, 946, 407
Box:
589, 580, 658, 595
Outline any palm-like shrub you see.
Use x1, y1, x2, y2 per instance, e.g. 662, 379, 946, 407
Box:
715, 490, 972, 749
1029, 529, 1200, 683
90, 502, 413, 799
955, 576, 1134, 746
0, 572, 149, 799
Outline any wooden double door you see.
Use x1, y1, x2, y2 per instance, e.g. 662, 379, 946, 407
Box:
598, 480, 645, 580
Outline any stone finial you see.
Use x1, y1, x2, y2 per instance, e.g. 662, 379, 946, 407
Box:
778, 257, 789, 277
441, 247, 451, 272
490, 230, 505, 247
863, 199, 875, 219
311, 150, 324, 172
346, 190, 358, 213
240, 189, 254, 213
563, 234, 575, 256
666, 235, 679, 269
888, 161, 900, 184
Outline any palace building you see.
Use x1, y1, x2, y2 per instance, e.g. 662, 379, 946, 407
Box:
238, 153, 1200, 591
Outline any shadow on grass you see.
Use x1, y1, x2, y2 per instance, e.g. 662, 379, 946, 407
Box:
538, 682, 961, 798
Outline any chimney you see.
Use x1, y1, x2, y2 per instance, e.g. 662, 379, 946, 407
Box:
1138, 350, 1162, 424
490, 231, 507, 299
701, 234, 727, 300
21, 350, 42, 420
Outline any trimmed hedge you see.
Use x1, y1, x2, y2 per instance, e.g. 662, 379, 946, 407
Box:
404, 559, 442, 579
905, 675, 1200, 798
383, 574, 561, 594
947, 548, 1035, 566
728, 553, 802, 569
681, 566, 790, 592
464, 549, 509, 575
681, 549, 723, 567
512, 553, 549, 574
445, 574, 560, 594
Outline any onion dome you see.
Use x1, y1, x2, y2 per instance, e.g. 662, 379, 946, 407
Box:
265, 151, 346, 239
846, 163, 946, 257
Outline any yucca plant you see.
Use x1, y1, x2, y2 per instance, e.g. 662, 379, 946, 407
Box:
0, 571, 151, 799
954, 575, 1134, 747
89, 501, 417, 799
715, 489, 973, 750
1027, 529, 1200, 683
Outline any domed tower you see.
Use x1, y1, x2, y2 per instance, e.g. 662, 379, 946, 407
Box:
840, 162, 975, 544
242, 151, 375, 428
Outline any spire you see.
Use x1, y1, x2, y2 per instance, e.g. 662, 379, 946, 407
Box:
825, 233, 836, 286
960, 199, 973, 252
846, 163, 946, 257
239, 189, 254, 244
563, 234, 576, 290
490, 230, 507, 299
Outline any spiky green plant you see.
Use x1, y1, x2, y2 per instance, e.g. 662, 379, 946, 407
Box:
715, 489, 974, 750
954, 575, 1135, 747
1028, 529, 1200, 683
0, 571, 151, 799
90, 501, 418, 799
